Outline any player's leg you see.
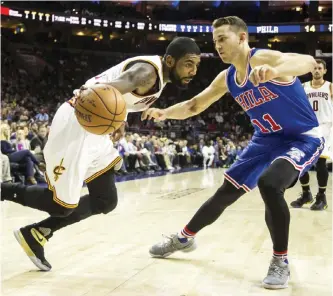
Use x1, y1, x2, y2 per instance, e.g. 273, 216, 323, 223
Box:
310, 157, 328, 210
258, 159, 298, 289
32, 168, 118, 237
8, 103, 89, 270
290, 170, 314, 208
149, 179, 245, 258
149, 139, 264, 258
261, 136, 323, 289
11, 133, 122, 271
13, 167, 118, 271
311, 124, 331, 210
1, 183, 75, 217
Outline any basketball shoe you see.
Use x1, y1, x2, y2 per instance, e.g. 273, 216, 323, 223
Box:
310, 193, 328, 211
262, 257, 290, 289
149, 234, 197, 258
290, 191, 313, 208
13, 224, 52, 271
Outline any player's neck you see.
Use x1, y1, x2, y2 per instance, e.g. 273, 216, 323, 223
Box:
311, 78, 325, 87
232, 46, 251, 74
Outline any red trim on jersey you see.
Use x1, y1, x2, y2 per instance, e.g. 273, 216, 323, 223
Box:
268, 77, 296, 86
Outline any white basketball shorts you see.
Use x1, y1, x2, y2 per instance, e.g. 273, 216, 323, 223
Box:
320, 122, 332, 160
43, 102, 122, 208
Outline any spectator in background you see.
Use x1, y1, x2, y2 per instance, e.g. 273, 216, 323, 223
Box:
236, 145, 243, 160
202, 140, 215, 169
189, 143, 203, 167
1, 123, 42, 185
13, 129, 31, 151
35, 108, 49, 123
30, 125, 48, 162
1, 152, 12, 183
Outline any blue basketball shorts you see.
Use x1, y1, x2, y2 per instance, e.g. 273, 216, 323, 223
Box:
224, 135, 324, 192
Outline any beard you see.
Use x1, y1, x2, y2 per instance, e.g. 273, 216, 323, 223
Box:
169, 68, 190, 90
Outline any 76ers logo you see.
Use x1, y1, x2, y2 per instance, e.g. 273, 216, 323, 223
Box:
286, 147, 305, 162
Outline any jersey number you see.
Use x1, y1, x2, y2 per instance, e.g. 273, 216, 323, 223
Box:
251, 114, 282, 133
312, 100, 318, 111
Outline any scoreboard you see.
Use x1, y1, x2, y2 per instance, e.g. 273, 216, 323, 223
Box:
1, 6, 332, 34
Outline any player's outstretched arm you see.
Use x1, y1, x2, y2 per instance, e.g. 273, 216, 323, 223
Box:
249, 49, 317, 86
141, 70, 228, 121
84, 63, 157, 95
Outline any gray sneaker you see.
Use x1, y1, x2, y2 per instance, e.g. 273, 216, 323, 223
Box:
262, 257, 290, 289
149, 234, 197, 258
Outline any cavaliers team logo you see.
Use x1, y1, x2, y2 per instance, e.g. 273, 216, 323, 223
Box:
53, 158, 66, 181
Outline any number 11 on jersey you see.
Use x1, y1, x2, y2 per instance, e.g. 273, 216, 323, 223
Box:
252, 113, 282, 133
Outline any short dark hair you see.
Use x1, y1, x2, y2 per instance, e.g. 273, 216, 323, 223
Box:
212, 16, 248, 35
315, 59, 326, 69
165, 37, 201, 60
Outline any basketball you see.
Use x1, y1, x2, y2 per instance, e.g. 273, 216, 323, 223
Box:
74, 84, 127, 135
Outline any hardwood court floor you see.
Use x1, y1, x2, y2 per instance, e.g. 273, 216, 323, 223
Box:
1, 169, 332, 296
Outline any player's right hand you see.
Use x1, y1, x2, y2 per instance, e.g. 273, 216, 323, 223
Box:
141, 108, 167, 122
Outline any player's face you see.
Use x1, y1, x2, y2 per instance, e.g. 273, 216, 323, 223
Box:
171, 54, 201, 89
213, 25, 246, 64
312, 63, 327, 80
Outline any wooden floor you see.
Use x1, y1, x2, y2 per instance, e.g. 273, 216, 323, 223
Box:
1, 169, 332, 296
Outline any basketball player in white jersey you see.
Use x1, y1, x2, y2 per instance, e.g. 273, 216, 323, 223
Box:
290, 59, 332, 210
1, 37, 201, 271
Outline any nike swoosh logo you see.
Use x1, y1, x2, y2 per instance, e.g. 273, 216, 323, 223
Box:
31, 228, 46, 245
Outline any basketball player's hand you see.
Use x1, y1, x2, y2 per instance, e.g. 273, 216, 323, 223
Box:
112, 121, 126, 142
141, 108, 167, 122
249, 64, 279, 86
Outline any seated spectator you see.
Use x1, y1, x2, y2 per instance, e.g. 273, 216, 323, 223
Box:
176, 140, 188, 168
35, 108, 49, 123
30, 125, 48, 162
236, 145, 243, 160
12, 128, 31, 151
0, 152, 12, 183
202, 140, 215, 168
1, 123, 43, 185
189, 143, 203, 167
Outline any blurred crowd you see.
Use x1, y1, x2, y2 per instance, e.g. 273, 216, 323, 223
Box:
0, 116, 249, 184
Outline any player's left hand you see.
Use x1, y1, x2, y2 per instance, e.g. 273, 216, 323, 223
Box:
112, 121, 126, 142
249, 64, 279, 86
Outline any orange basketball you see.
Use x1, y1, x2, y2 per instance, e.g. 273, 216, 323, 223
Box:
74, 84, 126, 135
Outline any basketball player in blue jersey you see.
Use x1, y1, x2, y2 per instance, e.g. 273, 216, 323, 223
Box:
143, 16, 322, 289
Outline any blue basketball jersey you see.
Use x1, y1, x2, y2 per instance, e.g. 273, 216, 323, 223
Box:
226, 48, 319, 137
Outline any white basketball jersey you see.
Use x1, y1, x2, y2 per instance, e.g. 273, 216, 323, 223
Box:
304, 81, 332, 124
84, 55, 167, 113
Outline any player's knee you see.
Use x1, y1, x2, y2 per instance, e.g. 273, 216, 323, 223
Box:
258, 172, 280, 194
214, 179, 245, 207
101, 195, 118, 214
91, 188, 118, 214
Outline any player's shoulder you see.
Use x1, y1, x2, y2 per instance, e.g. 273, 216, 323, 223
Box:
125, 56, 161, 74
249, 48, 283, 68
302, 80, 311, 87
250, 48, 280, 60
